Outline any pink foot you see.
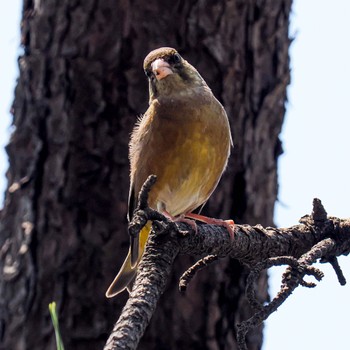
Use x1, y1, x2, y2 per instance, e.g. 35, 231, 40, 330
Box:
185, 213, 235, 239
161, 211, 198, 233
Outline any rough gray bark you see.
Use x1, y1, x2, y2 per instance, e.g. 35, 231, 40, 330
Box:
0, 0, 291, 349
103, 196, 350, 350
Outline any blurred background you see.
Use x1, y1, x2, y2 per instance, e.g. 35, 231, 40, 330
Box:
1, 1, 349, 349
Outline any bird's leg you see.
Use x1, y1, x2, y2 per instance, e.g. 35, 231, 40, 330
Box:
161, 211, 198, 234
184, 212, 235, 239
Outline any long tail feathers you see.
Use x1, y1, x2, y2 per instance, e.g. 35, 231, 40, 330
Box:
105, 223, 151, 298
105, 249, 136, 298
130, 234, 139, 268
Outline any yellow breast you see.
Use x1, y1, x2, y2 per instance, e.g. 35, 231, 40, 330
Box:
130, 91, 231, 217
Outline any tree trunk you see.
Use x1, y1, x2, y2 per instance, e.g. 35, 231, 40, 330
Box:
0, 0, 291, 349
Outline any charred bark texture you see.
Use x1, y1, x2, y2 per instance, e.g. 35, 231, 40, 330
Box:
0, 0, 291, 349
103, 193, 350, 350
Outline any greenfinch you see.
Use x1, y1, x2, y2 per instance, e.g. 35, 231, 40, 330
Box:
106, 47, 232, 297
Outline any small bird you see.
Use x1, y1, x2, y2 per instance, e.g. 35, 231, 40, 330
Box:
106, 47, 233, 297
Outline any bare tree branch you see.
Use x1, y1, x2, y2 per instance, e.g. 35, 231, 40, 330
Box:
179, 254, 219, 292
104, 178, 350, 350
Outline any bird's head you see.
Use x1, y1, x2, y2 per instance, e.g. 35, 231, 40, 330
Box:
143, 47, 207, 103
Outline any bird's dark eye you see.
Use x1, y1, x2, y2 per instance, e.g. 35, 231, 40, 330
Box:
168, 53, 181, 65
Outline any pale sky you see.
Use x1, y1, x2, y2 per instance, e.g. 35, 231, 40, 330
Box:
266, 1, 350, 349
1, 1, 349, 349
